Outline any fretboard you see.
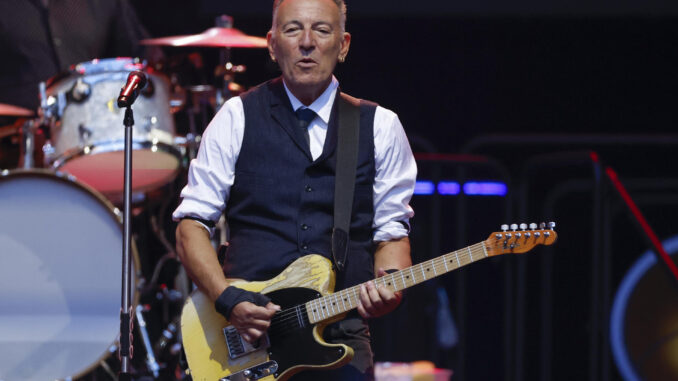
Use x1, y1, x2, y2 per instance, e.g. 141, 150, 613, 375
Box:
304, 241, 489, 324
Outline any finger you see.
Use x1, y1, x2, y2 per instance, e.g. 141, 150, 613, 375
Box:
359, 284, 373, 312
265, 302, 282, 313
356, 297, 371, 319
243, 328, 266, 343
365, 281, 384, 310
377, 267, 388, 277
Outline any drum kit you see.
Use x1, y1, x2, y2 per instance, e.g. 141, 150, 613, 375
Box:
0, 21, 267, 381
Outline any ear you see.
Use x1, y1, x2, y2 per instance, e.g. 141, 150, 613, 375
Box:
267, 30, 277, 62
338, 32, 351, 62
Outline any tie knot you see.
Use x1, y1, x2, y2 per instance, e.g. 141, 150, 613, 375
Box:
295, 108, 316, 129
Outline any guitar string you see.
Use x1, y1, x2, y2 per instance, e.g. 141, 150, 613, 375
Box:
266, 242, 491, 334
265, 243, 492, 335
267, 243, 491, 333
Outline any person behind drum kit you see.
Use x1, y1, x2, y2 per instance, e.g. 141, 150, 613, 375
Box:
0, 0, 156, 112
173, 0, 417, 379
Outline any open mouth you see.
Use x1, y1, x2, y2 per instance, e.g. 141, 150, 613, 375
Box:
298, 58, 316, 67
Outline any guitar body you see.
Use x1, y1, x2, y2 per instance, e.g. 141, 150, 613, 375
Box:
181, 254, 353, 381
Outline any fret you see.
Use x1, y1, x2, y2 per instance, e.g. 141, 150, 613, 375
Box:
432, 260, 438, 276
467, 246, 473, 262
410, 267, 416, 284
351, 286, 360, 307
330, 296, 337, 316
443, 255, 449, 272
482, 243, 488, 257
455, 250, 461, 267
389, 274, 398, 291
400, 270, 406, 289
339, 290, 347, 311
308, 300, 317, 322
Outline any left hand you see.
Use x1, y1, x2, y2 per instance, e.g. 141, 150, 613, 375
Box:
357, 268, 403, 319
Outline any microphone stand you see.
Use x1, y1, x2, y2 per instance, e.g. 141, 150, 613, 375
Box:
119, 105, 135, 381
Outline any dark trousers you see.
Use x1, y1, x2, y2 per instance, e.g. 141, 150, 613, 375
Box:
289, 318, 374, 381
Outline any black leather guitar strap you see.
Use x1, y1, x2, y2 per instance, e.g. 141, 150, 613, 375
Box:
331, 92, 361, 272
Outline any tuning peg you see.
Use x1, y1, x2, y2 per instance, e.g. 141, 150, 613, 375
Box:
548, 222, 556, 230
520, 223, 527, 230
539, 222, 546, 229
501, 224, 509, 232
510, 223, 517, 231
529, 223, 537, 230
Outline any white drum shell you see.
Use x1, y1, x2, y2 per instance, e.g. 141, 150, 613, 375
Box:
0, 170, 139, 381
45, 58, 180, 199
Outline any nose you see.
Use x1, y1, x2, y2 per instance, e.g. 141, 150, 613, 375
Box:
299, 29, 315, 54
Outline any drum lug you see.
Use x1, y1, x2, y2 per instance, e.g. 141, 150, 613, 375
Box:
78, 124, 92, 144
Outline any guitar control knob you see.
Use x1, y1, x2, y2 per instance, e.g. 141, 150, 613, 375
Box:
529, 223, 537, 230
520, 223, 528, 230
510, 224, 518, 231
501, 224, 509, 232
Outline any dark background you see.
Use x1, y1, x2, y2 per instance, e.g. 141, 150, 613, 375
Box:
132, 1, 678, 380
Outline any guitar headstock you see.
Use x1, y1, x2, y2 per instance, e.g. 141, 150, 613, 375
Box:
484, 222, 557, 256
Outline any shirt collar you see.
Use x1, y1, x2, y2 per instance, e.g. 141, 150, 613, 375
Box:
283, 76, 338, 125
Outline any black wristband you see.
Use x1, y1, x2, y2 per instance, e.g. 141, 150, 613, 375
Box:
214, 286, 271, 320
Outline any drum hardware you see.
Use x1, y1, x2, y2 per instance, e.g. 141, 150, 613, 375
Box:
136, 305, 161, 379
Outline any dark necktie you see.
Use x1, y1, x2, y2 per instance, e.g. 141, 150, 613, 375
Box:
295, 108, 316, 148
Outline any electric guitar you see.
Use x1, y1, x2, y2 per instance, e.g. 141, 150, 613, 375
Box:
181, 223, 557, 381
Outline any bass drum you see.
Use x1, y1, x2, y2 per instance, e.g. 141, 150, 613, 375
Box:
44, 58, 181, 202
0, 169, 140, 381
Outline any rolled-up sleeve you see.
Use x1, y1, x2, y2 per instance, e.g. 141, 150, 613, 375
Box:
172, 97, 245, 229
372, 106, 417, 242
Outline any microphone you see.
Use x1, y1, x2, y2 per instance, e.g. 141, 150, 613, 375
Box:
117, 71, 147, 108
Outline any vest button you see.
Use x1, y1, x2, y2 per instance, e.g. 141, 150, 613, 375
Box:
301, 244, 308, 250
301, 224, 309, 230
305, 185, 313, 192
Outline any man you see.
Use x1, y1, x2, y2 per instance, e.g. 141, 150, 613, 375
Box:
173, 0, 417, 379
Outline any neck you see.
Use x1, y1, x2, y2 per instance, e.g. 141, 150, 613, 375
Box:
284, 77, 332, 106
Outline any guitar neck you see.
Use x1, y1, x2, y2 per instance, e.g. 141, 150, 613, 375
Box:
304, 241, 488, 324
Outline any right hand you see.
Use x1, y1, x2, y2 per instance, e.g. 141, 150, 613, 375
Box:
229, 301, 280, 343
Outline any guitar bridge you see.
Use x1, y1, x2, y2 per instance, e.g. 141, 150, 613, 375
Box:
223, 325, 270, 359
218, 360, 279, 381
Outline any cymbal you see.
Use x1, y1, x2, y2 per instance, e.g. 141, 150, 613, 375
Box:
0, 124, 18, 139
140, 27, 267, 49
0, 103, 34, 117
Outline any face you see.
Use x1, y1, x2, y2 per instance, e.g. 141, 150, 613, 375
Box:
267, 0, 351, 101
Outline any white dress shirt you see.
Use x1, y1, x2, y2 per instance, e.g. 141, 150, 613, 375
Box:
173, 76, 416, 242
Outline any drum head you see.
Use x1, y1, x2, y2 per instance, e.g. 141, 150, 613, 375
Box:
0, 170, 138, 380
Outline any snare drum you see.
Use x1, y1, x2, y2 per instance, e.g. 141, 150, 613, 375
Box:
44, 58, 181, 200
0, 169, 140, 381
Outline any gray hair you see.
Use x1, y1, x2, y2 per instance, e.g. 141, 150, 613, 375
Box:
271, 0, 347, 32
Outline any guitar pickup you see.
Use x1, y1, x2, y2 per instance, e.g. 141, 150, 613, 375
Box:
223, 325, 270, 359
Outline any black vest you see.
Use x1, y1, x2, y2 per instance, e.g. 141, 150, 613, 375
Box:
223, 78, 378, 289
